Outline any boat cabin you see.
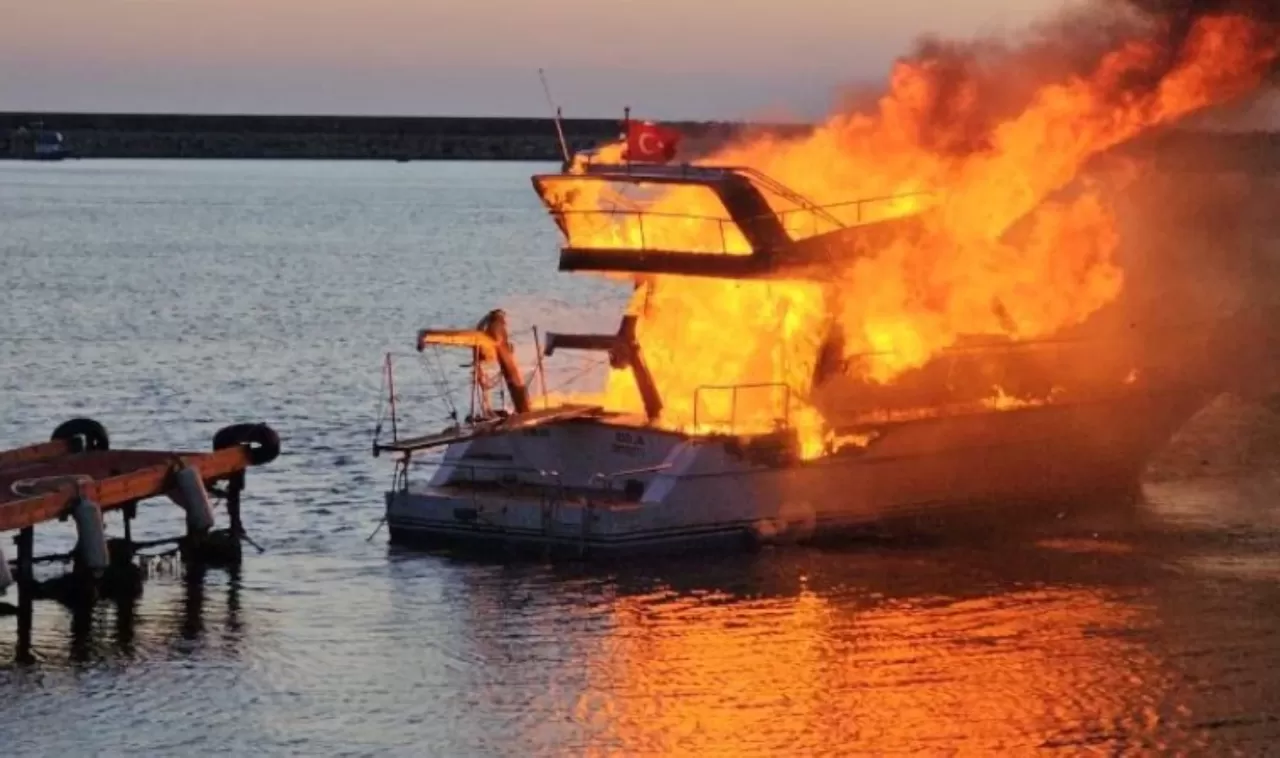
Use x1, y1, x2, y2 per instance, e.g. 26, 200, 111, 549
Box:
531, 162, 933, 279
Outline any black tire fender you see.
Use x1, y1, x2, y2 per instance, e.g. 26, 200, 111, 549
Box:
213, 423, 281, 466
51, 418, 110, 452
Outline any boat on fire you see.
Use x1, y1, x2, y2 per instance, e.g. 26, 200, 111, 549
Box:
374, 159, 1265, 556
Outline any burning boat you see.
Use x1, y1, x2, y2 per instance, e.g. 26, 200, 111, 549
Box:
372, 158, 1254, 555
374, 8, 1280, 555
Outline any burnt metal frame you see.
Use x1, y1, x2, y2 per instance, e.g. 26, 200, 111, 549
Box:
543, 314, 664, 422
532, 166, 794, 277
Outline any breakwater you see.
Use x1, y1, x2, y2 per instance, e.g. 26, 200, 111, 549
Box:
1, 111, 1277, 169
0, 112, 805, 160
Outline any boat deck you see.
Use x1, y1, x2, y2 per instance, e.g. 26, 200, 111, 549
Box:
375, 404, 606, 455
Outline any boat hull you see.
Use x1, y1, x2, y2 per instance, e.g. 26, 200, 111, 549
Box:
385, 384, 1211, 557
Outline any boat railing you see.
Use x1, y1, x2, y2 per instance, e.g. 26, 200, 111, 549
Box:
415, 459, 671, 507
413, 460, 561, 489
732, 166, 845, 231
589, 463, 673, 486
773, 190, 935, 238
575, 163, 846, 231
551, 190, 935, 254
426, 460, 672, 488
552, 208, 748, 255
692, 382, 793, 436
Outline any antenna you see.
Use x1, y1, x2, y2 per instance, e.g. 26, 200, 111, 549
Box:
538, 68, 572, 165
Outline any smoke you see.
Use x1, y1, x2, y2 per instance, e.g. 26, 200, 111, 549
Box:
1117, 0, 1280, 36
1110, 0, 1280, 89
846, 0, 1280, 158
792, 0, 1280, 410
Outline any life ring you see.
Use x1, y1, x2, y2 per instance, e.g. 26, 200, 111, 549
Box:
51, 418, 110, 452
213, 423, 281, 466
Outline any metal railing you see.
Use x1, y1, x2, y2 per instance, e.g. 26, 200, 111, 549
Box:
413, 459, 562, 488
773, 190, 936, 239
734, 166, 845, 231
692, 382, 793, 435
575, 163, 851, 232
588, 462, 672, 488
409, 459, 671, 497
551, 190, 936, 255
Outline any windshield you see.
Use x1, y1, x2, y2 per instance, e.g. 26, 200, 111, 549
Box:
537, 176, 753, 256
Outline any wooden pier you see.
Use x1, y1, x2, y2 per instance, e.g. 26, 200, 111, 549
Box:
1, 418, 280, 663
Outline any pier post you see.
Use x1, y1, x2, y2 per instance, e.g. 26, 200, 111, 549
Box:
15, 526, 34, 664
226, 473, 245, 539
123, 500, 136, 544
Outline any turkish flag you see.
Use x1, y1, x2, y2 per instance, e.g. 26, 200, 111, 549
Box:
625, 121, 681, 163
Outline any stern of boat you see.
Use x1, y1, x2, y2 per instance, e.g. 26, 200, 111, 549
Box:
380, 419, 811, 556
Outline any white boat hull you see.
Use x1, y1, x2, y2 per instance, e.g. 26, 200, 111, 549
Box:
385, 385, 1211, 556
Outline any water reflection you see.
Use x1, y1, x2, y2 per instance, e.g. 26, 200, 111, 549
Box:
586, 582, 1160, 754
578, 548, 1169, 755
394, 538, 1184, 755
0, 565, 244, 668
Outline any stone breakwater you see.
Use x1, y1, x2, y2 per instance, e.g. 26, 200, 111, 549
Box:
1, 112, 1276, 169
0, 112, 806, 160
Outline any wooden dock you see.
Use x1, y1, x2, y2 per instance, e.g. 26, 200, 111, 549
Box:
1, 418, 280, 663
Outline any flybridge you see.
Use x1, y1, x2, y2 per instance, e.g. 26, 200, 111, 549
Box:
531, 162, 934, 279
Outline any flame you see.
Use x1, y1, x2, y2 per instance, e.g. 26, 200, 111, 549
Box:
548, 13, 1279, 456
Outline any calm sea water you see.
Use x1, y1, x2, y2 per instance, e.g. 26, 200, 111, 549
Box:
2, 160, 1280, 756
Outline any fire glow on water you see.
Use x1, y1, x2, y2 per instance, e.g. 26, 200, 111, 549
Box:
550, 5, 1280, 457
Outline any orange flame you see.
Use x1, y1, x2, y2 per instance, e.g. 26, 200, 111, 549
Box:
552, 14, 1279, 457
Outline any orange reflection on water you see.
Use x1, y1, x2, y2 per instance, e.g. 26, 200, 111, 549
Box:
574, 583, 1171, 756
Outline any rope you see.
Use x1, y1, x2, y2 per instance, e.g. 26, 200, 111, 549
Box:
426, 345, 460, 419
11, 474, 94, 498
370, 357, 388, 445
547, 357, 609, 394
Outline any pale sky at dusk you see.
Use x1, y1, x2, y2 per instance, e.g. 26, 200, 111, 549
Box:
4, 0, 1064, 118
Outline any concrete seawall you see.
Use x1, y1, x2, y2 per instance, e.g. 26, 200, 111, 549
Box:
0, 112, 805, 160
2, 112, 1278, 171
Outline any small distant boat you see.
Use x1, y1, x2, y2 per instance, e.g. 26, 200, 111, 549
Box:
11, 122, 71, 161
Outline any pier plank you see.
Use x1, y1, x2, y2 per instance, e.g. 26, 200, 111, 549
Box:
0, 439, 75, 471
0, 445, 255, 532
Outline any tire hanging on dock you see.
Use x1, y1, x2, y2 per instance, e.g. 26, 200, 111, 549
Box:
212, 423, 281, 466
51, 418, 109, 452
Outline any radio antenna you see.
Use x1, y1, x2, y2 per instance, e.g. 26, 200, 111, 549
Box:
538, 68, 571, 165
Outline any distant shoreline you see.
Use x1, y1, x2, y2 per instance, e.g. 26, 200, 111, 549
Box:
2, 112, 1278, 169
0, 112, 806, 161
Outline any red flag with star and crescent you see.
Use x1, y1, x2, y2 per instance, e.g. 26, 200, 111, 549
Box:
625, 120, 681, 163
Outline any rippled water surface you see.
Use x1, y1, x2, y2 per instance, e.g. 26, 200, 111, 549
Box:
2, 160, 1280, 756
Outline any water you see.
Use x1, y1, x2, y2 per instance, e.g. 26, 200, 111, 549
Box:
2, 160, 1280, 756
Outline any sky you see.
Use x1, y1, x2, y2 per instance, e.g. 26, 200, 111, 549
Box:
3, 0, 1069, 119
